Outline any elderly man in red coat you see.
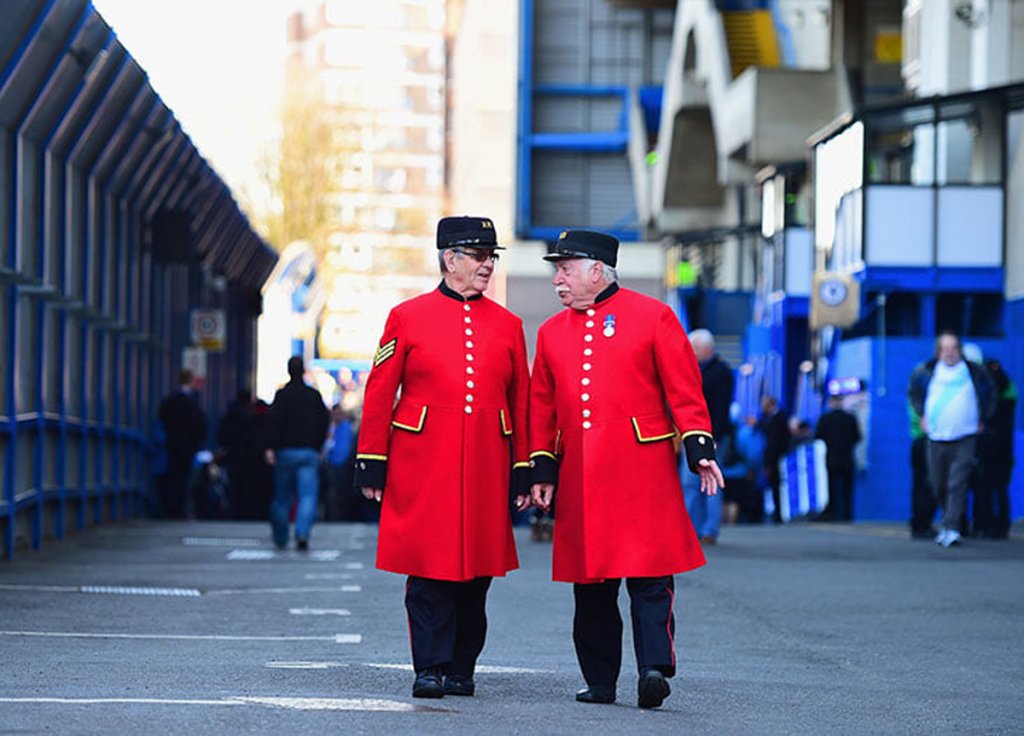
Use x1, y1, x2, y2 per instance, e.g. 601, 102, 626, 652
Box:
530, 229, 724, 709
355, 216, 532, 699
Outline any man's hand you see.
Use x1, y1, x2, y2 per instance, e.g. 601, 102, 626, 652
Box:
697, 458, 725, 496
514, 493, 533, 512
264, 449, 275, 466
362, 487, 383, 503
531, 483, 555, 513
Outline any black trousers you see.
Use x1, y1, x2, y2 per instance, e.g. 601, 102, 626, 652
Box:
827, 467, 854, 521
573, 576, 677, 689
973, 462, 1013, 538
910, 436, 937, 534
405, 576, 492, 676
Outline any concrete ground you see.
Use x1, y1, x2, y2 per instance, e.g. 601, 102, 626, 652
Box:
1, 520, 1022, 734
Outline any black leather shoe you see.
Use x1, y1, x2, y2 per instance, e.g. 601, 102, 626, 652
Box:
412, 670, 444, 699
295, 538, 309, 552
637, 668, 670, 709
443, 675, 475, 696
575, 686, 615, 704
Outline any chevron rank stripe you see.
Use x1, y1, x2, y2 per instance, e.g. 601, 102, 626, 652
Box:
373, 339, 397, 367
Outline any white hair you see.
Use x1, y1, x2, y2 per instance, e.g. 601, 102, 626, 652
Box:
438, 249, 453, 274
689, 328, 714, 349
581, 258, 617, 284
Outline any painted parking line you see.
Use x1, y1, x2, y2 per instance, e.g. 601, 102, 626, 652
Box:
289, 608, 351, 616
0, 631, 362, 644
0, 696, 445, 712
364, 662, 553, 674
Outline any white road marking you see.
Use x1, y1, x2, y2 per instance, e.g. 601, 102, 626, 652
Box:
227, 549, 341, 561
0, 631, 361, 644
364, 662, 553, 674
206, 585, 360, 596
344, 562, 364, 569
289, 608, 351, 616
227, 550, 275, 560
0, 696, 440, 712
0, 584, 79, 593
265, 661, 349, 669
0, 584, 200, 597
181, 537, 262, 547
80, 586, 201, 597
304, 573, 354, 580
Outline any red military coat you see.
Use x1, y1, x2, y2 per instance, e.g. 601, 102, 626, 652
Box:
356, 284, 530, 581
529, 286, 714, 583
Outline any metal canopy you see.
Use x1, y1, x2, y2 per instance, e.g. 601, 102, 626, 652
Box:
0, 0, 276, 290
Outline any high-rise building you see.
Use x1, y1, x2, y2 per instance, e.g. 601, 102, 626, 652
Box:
286, 0, 448, 361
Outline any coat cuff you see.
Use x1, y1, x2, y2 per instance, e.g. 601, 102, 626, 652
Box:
354, 456, 387, 489
682, 432, 716, 473
512, 463, 531, 498
530, 452, 559, 486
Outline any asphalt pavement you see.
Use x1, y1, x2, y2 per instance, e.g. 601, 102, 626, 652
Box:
1, 519, 1022, 734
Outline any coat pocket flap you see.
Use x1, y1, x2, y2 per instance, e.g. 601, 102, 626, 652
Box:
392, 403, 427, 432
499, 409, 513, 436
631, 414, 677, 443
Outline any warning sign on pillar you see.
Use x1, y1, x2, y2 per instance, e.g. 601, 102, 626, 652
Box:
190, 309, 226, 352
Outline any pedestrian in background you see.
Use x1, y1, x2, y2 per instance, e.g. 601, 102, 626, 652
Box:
681, 328, 734, 545
355, 216, 531, 699
815, 394, 862, 522
156, 368, 208, 519
908, 331, 995, 548
529, 229, 723, 710
266, 356, 331, 551
322, 404, 358, 520
216, 388, 256, 520
758, 394, 790, 524
973, 357, 1016, 539
907, 401, 937, 538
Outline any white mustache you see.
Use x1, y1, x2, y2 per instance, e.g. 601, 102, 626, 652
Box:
555, 287, 570, 295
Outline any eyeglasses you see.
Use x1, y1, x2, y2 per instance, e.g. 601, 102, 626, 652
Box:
452, 248, 500, 263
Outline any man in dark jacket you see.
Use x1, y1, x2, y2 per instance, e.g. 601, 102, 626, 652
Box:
759, 395, 790, 524
266, 356, 331, 551
973, 358, 1016, 539
907, 332, 995, 548
682, 329, 735, 544
815, 395, 862, 521
157, 369, 208, 519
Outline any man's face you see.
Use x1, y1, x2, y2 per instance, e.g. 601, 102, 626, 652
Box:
692, 341, 713, 364
551, 258, 602, 310
445, 248, 496, 295
938, 335, 961, 366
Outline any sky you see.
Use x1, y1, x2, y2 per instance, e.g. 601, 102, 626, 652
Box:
91, 0, 293, 214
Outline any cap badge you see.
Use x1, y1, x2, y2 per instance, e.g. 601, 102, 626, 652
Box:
603, 314, 616, 338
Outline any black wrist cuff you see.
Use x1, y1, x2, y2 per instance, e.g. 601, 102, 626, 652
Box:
530, 454, 559, 486
353, 457, 387, 490
683, 433, 716, 473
